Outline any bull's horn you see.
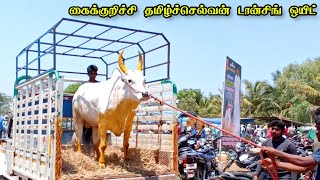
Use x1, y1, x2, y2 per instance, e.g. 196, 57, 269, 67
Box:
118, 51, 127, 73
136, 52, 143, 71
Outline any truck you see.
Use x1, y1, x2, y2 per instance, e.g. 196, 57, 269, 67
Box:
0, 18, 178, 180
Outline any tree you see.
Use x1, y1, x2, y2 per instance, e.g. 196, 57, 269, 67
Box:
242, 80, 278, 117
177, 89, 222, 118
271, 58, 320, 122
0, 92, 12, 115
197, 93, 222, 118
177, 89, 203, 114
64, 83, 81, 94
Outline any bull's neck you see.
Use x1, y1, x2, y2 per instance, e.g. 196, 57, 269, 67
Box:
116, 98, 140, 110
103, 99, 139, 136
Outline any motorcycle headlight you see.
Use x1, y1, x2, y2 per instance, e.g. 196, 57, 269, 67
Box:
235, 146, 241, 152
235, 142, 242, 152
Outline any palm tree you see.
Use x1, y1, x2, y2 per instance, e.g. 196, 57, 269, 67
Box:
242, 80, 278, 117
197, 92, 222, 118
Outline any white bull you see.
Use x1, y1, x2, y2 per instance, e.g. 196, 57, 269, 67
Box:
72, 51, 149, 166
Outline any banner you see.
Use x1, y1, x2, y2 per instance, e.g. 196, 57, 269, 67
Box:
221, 56, 241, 146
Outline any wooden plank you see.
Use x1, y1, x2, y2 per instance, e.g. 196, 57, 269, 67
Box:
29, 83, 36, 173
132, 124, 173, 131
173, 126, 178, 174
139, 96, 173, 106
18, 124, 49, 131
17, 88, 24, 159
16, 113, 56, 122
138, 133, 173, 140
19, 91, 57, 104
12, 159, 47, 180
18, 80, 57, 96
136, 114, 174, 121
37, 79, 44, 178
137, 104, 173, 113
136, 143, 173, 151
110, 140, 173, 151
111, 133, 173, 141
23, 85, 29, 172
45, 78, 53, 180
19, 102, 56, 112
147, 84, 173, 94
14, 150, 46, 162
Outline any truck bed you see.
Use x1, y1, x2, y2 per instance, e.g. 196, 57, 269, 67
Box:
61, 146, 173, 179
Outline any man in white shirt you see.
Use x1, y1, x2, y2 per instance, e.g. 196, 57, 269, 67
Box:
254, 125, 263, 137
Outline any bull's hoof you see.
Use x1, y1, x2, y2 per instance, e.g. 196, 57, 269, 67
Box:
98, 163, 105, 168
124, 156, 131, 161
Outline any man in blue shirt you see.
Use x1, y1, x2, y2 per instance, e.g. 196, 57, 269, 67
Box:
262, 115, 320, 180
201, 125, 206, 138
0, 116, 4, 140
191, 126, 197, 137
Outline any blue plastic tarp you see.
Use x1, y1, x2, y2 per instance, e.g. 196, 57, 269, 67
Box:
202, 118, 221, 125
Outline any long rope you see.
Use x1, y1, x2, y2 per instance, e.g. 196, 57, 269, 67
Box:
149, 95, 279, 180
121, 77, 278, 179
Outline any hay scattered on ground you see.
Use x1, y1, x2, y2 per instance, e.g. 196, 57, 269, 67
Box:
61, 146, 171, 179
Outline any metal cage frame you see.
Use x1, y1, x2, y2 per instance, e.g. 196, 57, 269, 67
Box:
16, 18, 170, 84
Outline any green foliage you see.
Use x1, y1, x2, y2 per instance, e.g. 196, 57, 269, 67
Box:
64, 83, 82, 94
241, 57, 320, 122
287, 100, 312, 123
0, 92, 12, 115
177, 89, 222, 118
177, 57, 320, 123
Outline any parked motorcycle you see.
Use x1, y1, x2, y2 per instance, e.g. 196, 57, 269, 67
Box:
178, 134, 221, 179
178, 135, 199, 179
223, 141, 260, 171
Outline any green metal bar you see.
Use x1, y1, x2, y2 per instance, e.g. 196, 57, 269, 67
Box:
161, 79, 177, 95
49, 70, 61, 81
13, 75, 32, 96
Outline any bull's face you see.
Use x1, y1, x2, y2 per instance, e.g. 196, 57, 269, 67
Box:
118, 51, 149, 101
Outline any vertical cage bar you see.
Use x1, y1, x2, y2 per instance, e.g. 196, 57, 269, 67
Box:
12, 91, 18, 171
36, 79, 44, 178
45, 77, 53, 179
53, 29, 56, 70
22, 85, 29, 172
29, 82, 36, 176
17, 89, 23, 169
167, 44, 170, 80
38, 40, 41, 75
16, 57, 18, 79
26, 51, 29, 80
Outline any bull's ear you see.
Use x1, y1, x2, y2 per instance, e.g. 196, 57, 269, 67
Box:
136, 52, 143, 71
118, 50, 127, 73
